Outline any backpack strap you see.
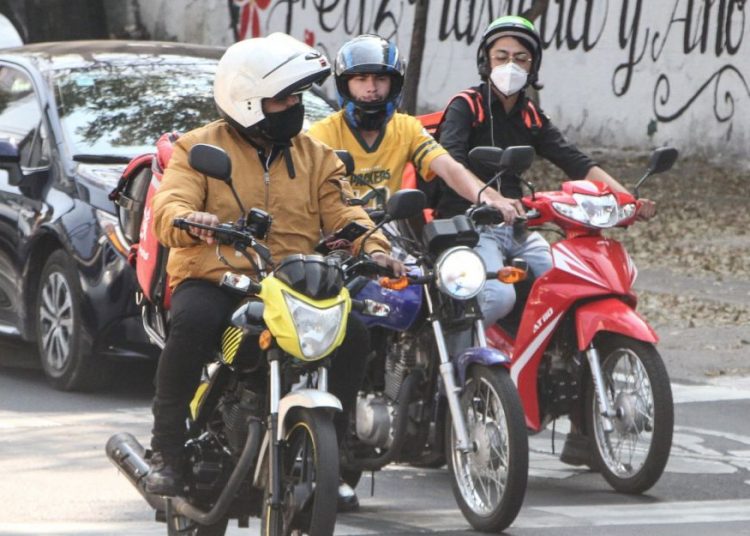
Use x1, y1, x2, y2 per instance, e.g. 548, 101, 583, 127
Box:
521, 99, 543, 131
453, 89, 485, 127
433, 88, 485, 143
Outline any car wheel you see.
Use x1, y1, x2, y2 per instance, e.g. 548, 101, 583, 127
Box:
36, 250, 113, 391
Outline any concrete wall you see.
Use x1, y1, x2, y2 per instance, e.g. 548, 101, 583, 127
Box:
130, 0, 749, 160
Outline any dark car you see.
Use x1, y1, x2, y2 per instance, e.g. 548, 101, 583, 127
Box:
0, 40, 336, 391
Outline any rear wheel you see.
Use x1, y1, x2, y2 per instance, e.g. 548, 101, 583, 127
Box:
446, 365, 528, 532
586, 334, 673, 494
262, 408, 339, 536
36, 250, 113, 391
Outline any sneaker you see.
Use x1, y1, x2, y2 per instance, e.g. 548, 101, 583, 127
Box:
144, 451, 183, 496
559, 433, 594, 467
337, 481, 359, 513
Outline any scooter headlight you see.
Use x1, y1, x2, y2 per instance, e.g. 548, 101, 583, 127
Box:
434, 246, 486, 300
283, 292, 346, 360
553, 194, 636, 228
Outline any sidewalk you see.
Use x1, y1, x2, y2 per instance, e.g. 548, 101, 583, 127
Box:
634, 268, 750, 383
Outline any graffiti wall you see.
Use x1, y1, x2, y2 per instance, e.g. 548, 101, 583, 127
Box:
134, 0, 749, 158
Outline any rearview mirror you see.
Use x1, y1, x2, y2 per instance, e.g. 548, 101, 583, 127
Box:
335, 150, 355, 176
0, 140, 23, 186
386, 189, 426, 221
468, 146, 504, 172
647, 147, 678, 175
499, 145, 535, 176
189, 144, 232, 183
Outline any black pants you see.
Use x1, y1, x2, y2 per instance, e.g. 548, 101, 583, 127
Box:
151, 279, 368, 458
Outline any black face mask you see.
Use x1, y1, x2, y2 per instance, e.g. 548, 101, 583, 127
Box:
257, 102, 305, 144
354, 107, 388, 130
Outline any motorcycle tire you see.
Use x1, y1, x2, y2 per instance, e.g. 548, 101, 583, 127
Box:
445, 365, 528, 532
585, 334, 674, 494
261, 407, 339, 536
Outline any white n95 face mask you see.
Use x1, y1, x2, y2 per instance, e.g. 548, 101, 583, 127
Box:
490, 63, 528, 96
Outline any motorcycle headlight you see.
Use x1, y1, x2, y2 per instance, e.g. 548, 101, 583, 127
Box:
553, 194, 636, 228
434, 246, 486, 300
283, 292, 346, 360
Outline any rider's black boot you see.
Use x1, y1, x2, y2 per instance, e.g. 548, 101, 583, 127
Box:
559, 433, 594, 467
145, 451, 183, 496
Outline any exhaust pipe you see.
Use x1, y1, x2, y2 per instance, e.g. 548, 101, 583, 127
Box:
106, 421, 262, 526
105, 433, 166, 512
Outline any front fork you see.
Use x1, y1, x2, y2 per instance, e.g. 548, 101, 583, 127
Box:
267, 352, 331, 511
425, 290, 476, 454
585, 344, 616, 432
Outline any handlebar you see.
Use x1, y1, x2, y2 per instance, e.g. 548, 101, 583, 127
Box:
173, 218, 272, 263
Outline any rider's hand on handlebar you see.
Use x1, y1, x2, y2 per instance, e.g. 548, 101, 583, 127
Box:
637, 198, 657, 221
482, 191, 524, 225
186, 212, 220, 244
371, 251, 406, 277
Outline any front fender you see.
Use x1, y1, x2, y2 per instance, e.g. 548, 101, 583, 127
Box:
576, 297, 658, 350
456, 346, 512, 386
277, 389, 341, 440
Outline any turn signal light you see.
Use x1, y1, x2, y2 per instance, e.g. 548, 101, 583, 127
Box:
497, 266, 527, 284
379, 276, 409, 290
259, 329, 273, 350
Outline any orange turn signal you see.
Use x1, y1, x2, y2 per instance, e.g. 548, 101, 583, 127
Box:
497, 266, 528, 284
379, 276, 409, 290
259, 329, 273, 350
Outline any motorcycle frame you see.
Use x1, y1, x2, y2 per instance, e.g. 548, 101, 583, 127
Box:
486, 232, 657, 431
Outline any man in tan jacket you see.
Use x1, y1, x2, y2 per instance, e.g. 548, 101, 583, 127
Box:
144, 33, 398, 498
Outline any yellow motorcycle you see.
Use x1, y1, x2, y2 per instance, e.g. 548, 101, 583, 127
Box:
107, 144, 350, 536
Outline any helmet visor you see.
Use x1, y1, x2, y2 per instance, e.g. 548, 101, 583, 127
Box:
337, 40, 400, 76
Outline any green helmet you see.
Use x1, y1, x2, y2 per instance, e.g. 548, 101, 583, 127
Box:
477, 15, 542, 84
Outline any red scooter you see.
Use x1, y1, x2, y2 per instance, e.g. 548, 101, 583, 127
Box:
481, 147, 678, 494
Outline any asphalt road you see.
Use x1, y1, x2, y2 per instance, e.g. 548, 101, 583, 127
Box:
1, 337, 749, 535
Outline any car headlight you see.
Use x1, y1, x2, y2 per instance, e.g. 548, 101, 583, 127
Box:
434, 246, 486, 300
283, 292, 346, 360
553, 194, 637, 228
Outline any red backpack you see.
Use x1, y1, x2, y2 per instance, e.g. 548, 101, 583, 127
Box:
110, 132, 180, 310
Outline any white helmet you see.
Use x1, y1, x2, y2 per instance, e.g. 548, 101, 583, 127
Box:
213, 33, 331, 130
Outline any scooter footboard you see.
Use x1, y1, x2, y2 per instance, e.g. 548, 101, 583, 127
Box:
455, 346, 512, 387
575, 297, 658, 350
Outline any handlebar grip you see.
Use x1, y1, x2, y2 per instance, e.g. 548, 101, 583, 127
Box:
173, 217, 191, 230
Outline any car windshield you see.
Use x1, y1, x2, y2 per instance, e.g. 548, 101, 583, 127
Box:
53, 57, 334, 158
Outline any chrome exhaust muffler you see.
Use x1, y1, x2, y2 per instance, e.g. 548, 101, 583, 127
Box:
106, 432, 166, 512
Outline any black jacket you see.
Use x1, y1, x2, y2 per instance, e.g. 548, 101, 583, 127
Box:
435, 83, 596, 218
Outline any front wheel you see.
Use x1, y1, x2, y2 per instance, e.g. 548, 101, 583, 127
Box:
446, 365, 528, 532
262, 408, 339, 536
586, 334, 674, 494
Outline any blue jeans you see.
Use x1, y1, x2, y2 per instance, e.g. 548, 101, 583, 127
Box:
475, 225, 552, 325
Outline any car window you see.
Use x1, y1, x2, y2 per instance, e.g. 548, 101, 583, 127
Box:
51, 57, 336, 159
54, 59, 219, 158
0, 65, 50, 168
303, 91, 336, 129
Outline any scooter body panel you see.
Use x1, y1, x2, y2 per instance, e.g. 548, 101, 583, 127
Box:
489, 235, 652, 431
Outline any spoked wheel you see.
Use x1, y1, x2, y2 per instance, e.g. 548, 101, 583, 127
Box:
586, 334, 674, 494
446, 365, 528, 532
262, 408, 338, 536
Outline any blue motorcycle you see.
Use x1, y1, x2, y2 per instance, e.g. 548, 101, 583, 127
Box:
337, 180, 529, 532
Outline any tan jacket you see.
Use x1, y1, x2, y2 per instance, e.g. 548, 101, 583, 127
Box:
151, 120, 389, 289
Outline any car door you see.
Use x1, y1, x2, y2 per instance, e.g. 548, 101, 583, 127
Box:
0, 64, 51, 334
